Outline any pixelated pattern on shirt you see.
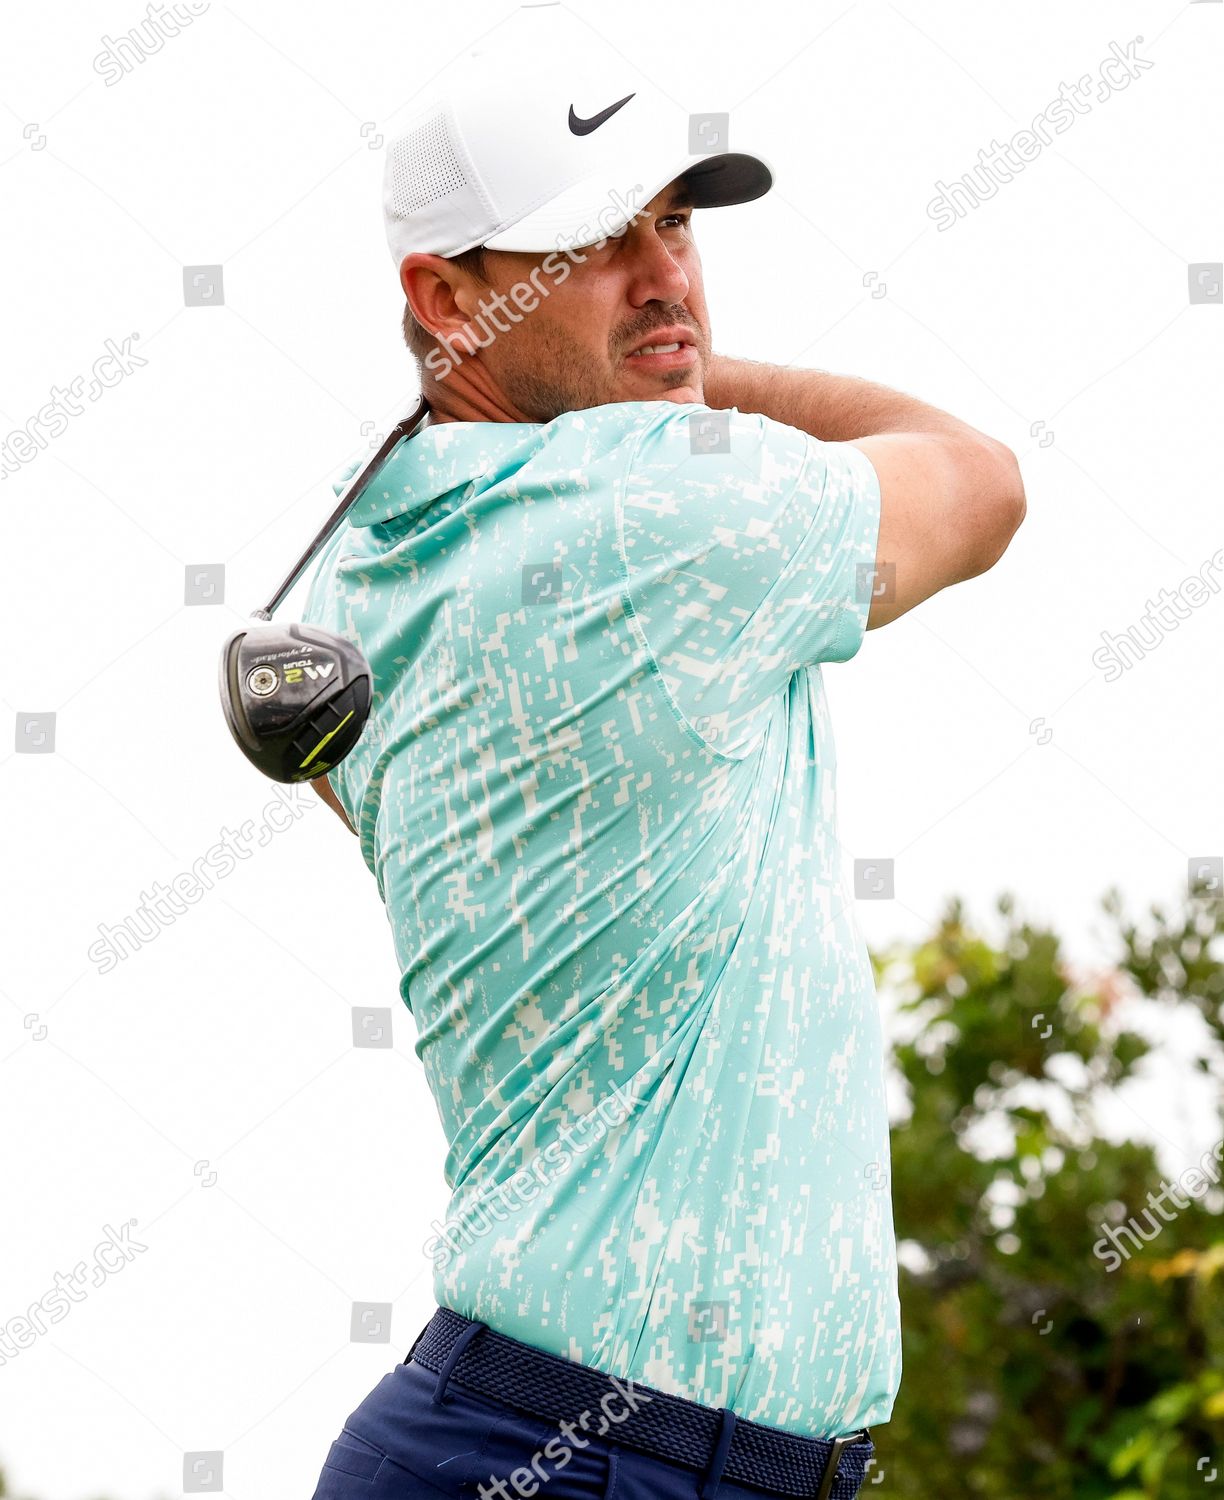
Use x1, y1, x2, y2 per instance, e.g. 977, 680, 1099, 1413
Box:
301, 400, 900, 1437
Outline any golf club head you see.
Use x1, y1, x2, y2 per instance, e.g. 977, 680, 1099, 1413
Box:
219, 621, 371, 783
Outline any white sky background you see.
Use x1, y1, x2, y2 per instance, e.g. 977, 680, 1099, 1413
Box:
1, 1, 1221, 1496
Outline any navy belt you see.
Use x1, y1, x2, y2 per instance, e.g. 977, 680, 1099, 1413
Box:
406, 1306, 875, 1500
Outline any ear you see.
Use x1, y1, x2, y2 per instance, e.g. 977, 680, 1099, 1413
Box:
399, 253, 482, 356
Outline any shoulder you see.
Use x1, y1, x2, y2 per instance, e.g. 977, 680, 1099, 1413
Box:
545, 400, 803, 463
611, 401, 821, 502
608, 403, 846, 558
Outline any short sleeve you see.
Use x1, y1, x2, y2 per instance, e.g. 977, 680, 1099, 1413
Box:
296, 455, 371, 854
299, 452, 364, 648
617, 404, 881, 753
297, 451, 363, 603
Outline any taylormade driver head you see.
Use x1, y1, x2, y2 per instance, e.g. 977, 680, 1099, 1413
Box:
219, 621, 371, 783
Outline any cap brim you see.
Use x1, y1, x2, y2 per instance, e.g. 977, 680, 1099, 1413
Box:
677, 152, 774, 210
482, 150, 772, 254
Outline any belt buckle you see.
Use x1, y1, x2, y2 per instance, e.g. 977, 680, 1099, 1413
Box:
814, 1428, 870, 1500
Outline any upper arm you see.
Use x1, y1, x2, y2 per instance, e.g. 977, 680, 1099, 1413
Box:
843, 431, 1026, 630
311, 773, 355, 833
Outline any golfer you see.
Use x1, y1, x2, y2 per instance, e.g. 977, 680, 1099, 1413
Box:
304, 16, 1026, 1500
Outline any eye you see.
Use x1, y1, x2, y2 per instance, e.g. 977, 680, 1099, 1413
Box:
660, 211, 691, 230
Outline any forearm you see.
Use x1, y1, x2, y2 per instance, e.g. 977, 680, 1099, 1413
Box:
704, 353, 994, 446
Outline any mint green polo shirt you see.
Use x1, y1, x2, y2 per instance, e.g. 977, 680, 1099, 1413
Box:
301, 399, 900, 1438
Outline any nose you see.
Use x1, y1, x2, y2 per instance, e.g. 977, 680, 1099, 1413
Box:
625, 225, 690, 308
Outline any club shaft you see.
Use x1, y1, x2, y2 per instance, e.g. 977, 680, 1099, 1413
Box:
253, 394, 431, 620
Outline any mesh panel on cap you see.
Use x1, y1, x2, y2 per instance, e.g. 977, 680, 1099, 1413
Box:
388, 111, 469, 218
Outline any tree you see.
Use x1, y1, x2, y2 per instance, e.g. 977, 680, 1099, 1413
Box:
875, 884, 1224, 1498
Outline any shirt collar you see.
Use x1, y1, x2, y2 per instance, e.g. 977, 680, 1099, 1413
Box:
347, 418, 544, 528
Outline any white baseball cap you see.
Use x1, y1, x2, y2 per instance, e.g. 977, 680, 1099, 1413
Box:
382, 7, 773, 267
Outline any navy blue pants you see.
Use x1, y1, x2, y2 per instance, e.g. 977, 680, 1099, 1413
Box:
310, 1346, 844, 1499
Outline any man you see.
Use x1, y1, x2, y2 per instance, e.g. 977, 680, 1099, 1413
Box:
305, 18, 1024, 1500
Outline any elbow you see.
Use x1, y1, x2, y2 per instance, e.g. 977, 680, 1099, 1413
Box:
1001, 455, 1027, 559
977, 434, 1026, 519
962, 438, 1027, 578
995, 440, 1027, 532
983, 438, 1026, 553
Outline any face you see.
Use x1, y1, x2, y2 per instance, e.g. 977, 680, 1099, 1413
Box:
409, 181, 712, 423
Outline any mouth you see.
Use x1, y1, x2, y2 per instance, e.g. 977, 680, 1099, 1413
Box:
624, 328, 699, 371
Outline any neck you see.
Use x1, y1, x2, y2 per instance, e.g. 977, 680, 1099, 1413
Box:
421, 357, 536, 425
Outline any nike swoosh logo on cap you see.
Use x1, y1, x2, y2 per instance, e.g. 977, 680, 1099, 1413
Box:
568, 93, 636, 135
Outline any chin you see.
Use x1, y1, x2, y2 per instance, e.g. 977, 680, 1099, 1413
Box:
615, 380, 702, 407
